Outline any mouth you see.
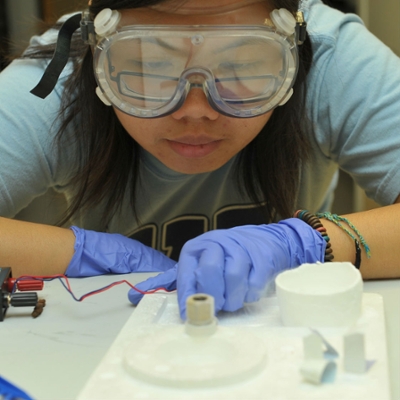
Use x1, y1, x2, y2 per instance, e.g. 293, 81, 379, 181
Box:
166, 136, 223, 158
169, 135, 221, 146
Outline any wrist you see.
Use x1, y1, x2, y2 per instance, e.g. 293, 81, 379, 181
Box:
294, 211, 370, 270
65, 226, 85, 277
276, 218, 327, 265
292, 211, 333, 262
321, 219, 359, 265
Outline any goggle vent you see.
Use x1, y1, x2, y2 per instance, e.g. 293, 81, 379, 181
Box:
94, 9, 121, 37
270, 9, 296, 36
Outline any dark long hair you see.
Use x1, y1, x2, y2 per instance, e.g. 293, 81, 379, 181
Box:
24, 0, 313, 227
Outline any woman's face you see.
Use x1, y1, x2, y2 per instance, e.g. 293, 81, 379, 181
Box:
114, 0, 273, 174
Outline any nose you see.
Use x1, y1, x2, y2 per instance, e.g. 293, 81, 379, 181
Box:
172, 86, 220, 120
171, 73, 220, 121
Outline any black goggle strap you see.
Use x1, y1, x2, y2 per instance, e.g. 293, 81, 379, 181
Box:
30, 13, 82, 99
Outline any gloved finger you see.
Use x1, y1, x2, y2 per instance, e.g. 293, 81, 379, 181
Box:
222, 246, 251, 312
245, 284, 265, 303
127, 265, 178, 305
194, 243, 226, 311
245, 253, 277, 303
177, 241, 225, 319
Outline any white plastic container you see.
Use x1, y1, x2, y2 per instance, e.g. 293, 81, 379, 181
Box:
275, 262, 363, 327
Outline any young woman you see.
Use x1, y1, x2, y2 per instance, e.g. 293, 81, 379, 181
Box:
0, 0, 399, 318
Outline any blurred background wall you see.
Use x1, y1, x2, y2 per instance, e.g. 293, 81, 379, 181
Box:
1, 0, 86, 61
0, 0, 399, 221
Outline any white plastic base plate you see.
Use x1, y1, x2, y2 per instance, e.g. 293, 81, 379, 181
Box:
123, 324, 267, 388
78, 293, 390, 400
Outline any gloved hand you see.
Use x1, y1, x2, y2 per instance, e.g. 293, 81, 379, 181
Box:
128, 218, 326, 319
65, 226, 176, 277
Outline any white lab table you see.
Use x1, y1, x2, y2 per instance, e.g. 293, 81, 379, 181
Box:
0, 273, 399, 400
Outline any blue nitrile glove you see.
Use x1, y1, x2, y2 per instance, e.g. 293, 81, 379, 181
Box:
129, 218, 326, 319
0, 375, 33, 400
65, 226, 176, 277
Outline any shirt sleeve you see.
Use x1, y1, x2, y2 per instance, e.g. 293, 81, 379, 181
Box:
0, 58, 77, 217
306, 3, 400, 205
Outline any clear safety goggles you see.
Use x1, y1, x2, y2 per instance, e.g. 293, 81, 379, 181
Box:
92, 9, 300, 118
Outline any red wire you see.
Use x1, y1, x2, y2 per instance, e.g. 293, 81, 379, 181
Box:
78, 279, 172, 301
15, 274, 175, 302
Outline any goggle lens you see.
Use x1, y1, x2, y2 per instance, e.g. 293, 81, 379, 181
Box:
94, 27, 297, 117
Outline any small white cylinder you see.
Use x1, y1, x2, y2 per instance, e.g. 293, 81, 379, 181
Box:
185, 294, 217, 336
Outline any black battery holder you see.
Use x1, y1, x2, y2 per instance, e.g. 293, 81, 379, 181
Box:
1, 267, 38, 321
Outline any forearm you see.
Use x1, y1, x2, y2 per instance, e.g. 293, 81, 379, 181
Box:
0, 217, 75, 277
323, 202, 400, 280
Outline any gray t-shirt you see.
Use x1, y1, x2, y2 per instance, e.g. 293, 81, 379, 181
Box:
1, 0, 400, 259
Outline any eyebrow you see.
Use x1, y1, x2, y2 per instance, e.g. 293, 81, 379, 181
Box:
217, 37, 266, 53
139, 36, 265, 54
141, 37, 183, 52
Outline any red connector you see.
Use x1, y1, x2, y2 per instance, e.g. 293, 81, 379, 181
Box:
7, 278, 44, 292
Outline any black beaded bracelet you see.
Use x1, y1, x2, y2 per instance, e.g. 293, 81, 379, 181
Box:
354, 239, 361, 269
294, 210, 334, 262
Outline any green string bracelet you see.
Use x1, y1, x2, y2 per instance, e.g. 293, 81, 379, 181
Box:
316, 212, 371, 259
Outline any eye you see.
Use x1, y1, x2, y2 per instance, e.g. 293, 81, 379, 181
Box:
219, 62, 250, 71
219, 60, 264, 73
142, 61, 173, 70
123, 59, 174, 72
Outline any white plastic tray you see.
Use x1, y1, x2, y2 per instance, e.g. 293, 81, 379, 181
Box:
78, 293, 390, 400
